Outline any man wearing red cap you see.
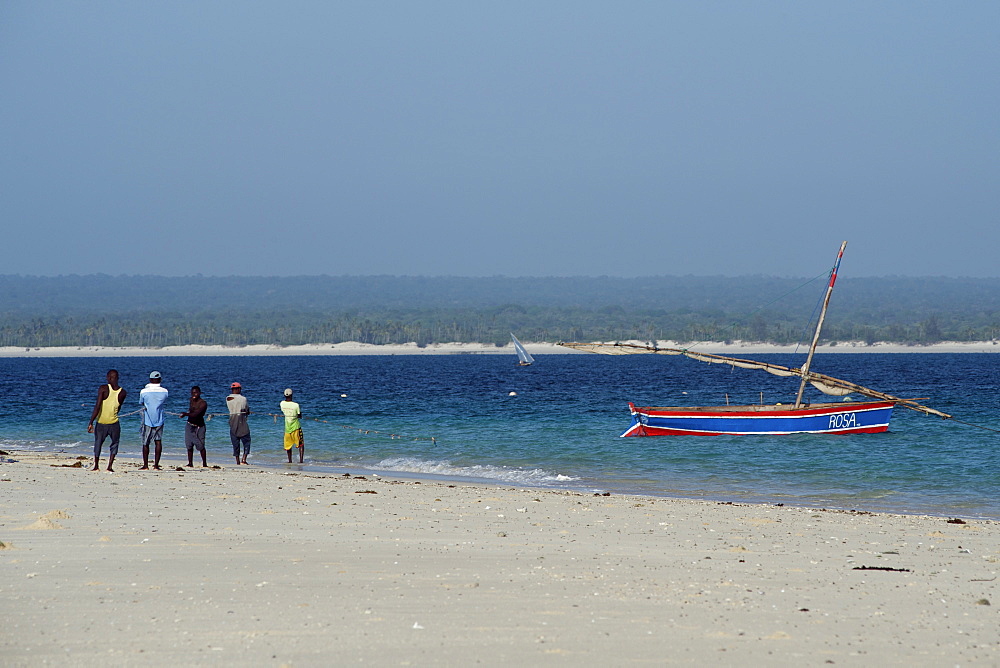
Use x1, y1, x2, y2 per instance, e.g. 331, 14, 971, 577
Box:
226, 382, 251, 465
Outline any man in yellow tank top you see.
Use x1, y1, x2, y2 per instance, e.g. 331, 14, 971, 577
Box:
87, 369, 127, 472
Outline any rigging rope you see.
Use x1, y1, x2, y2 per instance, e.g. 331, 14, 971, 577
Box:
698, 270, 829, 353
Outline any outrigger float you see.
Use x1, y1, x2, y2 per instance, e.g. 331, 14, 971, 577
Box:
559, 242, 951, 436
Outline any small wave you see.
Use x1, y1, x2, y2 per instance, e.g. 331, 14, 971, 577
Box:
0, 439, 86, 451
808, 490, 899, 501
374, 457, 579, 486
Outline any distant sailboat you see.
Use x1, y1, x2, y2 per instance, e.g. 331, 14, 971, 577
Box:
511, 333, 534, 366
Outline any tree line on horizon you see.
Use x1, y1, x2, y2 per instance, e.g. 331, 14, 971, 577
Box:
1, 275, 998, 348
0, 306, 994, 349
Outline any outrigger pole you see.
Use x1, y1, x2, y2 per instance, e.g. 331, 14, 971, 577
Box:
794, 241, 847, 409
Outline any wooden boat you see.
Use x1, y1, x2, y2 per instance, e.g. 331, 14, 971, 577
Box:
560, 242, 951, 436
621, 399, 897, 436
511, 333, 534, 366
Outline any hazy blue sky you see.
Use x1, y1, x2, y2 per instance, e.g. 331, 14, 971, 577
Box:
2, 2, 998, 278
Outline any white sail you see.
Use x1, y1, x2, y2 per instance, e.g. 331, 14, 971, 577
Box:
511, 333, 534, 365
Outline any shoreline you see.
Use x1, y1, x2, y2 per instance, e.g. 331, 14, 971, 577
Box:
10, 445, 997, 523
1, 451, 997, 665
2, 339, 1000, 357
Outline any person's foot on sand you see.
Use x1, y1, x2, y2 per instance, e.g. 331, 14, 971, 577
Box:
241, 459, 248, 465
153, 465, 162, 470
106, 467, 114, 473
90, 465, 99, 472
138, 465, 149, 470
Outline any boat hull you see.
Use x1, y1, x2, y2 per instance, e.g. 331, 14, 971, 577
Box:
622, 401, 895, 436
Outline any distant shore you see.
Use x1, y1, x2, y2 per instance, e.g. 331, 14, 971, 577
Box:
1, 339, 999, 357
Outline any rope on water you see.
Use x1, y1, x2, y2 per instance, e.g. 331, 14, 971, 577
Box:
259, 412, 438, 444
948, 418, 1000, 434
84, 406, 438, 443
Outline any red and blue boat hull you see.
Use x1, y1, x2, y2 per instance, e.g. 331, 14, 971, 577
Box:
622, 400, 895, 436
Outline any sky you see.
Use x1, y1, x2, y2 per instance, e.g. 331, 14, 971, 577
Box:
2, 2, 998, 278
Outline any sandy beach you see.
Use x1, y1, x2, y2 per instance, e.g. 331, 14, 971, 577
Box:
1, 452, 997, 666
2, 340, 999, 358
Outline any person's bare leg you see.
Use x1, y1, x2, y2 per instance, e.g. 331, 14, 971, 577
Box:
91, 429, 100, 471
298, 445, 304, 464
107, 455, 115, 472
153, 440, 162, 469
140, 444, 150, 470
200, 448, 207, 467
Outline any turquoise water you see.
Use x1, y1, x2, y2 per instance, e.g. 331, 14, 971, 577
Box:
1, 353, 997, 519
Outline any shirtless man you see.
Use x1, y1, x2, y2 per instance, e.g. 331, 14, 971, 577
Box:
180, 385, 208, 467
87, 369, 127, 472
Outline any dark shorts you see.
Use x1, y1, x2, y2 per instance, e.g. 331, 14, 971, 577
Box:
185, 423, 206, 453
230, 432, 251, 457
94, 422, 121, 459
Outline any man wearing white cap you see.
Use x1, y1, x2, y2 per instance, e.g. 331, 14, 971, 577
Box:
139, 371, 169, 470
279, 388, 304, 463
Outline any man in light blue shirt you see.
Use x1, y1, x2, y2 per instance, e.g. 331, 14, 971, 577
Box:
139, 371, 169, 470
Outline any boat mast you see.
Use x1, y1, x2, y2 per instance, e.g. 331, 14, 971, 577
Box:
794, 241, 847, 409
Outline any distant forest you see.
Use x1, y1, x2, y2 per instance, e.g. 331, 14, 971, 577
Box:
2, 274, 999, 348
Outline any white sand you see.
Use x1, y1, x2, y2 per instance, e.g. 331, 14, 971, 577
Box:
1, 452, 997, 666
2, 339, 999, 357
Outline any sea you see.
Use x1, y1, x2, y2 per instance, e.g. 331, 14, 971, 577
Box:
2, 353, 998, 520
